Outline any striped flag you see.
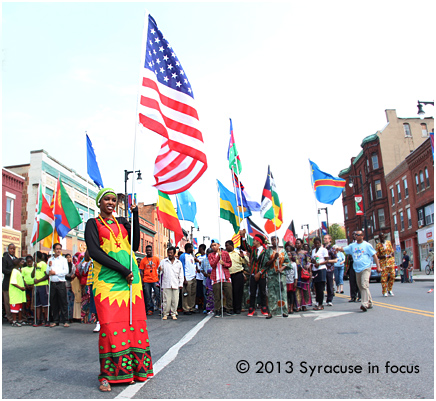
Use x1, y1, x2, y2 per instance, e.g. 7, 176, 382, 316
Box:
42, 192, 60, 249
261, 166, 283, 233
156, 191, 184, 246
138, 13, 207, 194
231, 232, 241, 248
309, 159, 346, 205
227, 119, 242, 174
31, 184, 55, 245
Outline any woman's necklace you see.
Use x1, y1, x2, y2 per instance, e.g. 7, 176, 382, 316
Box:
98, 214, 122, 248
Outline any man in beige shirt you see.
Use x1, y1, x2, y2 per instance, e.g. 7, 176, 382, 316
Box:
225, 240, 249, 314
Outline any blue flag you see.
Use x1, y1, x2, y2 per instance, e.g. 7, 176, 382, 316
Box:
86, 134, 104, 188
321, 221, 328, 235
175, 191, 199, 229
309, 159, 346, 205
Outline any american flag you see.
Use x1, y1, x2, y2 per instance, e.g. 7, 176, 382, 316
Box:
138, 14, 207, 194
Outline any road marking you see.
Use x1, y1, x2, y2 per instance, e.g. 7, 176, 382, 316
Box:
115, 314, 212, 399
334, 292, 433, 317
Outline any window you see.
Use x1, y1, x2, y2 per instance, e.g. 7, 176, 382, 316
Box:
415, 174, 419, 192
344, 205, 348, 220
396, 183, 402, 202
371, 153, 379, 169
5, 198, 14, 227
393, 214, 398, 232
419, 170, 425, 191
375, 180, 382, 199
418, 208, 424, 223
75, 204, 95, 232
425, 204, 434, 225
373, 212, 377, 231
421, 123, 428, 137
390, 188, 395, 206
369, 183, 373, 202
403, 123, 411, 137
45, 187, 54, 204
425, 167, 430, 187
399, 211, 404, 231
406, 208, 412, 228
378, 209, 386, 228
404, 178, 409, 198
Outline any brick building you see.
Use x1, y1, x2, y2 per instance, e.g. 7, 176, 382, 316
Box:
339, 134, 391, 248
2, 168, 25, 257
5, 150, 99, 255
386, 138, 434, 270
339, 109, 434, 252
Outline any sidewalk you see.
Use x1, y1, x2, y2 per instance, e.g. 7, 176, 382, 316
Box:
400, 270, 434, 282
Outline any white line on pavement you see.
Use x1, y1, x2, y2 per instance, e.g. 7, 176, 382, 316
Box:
115, 314, 212, 399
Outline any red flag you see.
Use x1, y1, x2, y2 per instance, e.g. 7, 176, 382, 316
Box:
138, 14, 207, 194
283, 220, 296, 245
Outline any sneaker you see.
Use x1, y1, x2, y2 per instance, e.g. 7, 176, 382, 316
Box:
367, 304, 373, 309
383, 293, 388, 297
93, 321, 100, 332
225, 310, 235, 316
260, 309, 269, 316
326, 302, 333, 306
360, 305, 367, 312
147, 310, 153, 316
207, 311, 214, 315
348, 298, 356, 303
247, 310, 255, 317
214, 311, 221, 318
388, 291, 394, 296
162, 316, 168, 320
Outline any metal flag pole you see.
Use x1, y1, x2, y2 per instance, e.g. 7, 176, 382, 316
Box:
216, 181, 223, 318
307, 159, 323, 242
234, 162, 246, 232
129, 135, 137, 327
231, 167, 243, 235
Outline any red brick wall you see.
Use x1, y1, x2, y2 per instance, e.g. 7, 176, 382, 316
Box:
2, 169, 24, 232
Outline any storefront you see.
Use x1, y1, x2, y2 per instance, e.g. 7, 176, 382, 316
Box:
417, 225, 434, 271
2, 227, 22, 258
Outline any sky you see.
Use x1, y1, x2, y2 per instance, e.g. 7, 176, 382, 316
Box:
2, 1, 436, 246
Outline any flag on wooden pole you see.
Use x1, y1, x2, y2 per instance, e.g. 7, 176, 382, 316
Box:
31, 184, 55, 245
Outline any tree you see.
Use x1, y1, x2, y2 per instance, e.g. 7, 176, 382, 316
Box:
329, 223, 346, 245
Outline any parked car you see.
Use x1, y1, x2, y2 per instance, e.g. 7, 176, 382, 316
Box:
370, 263, 400, 282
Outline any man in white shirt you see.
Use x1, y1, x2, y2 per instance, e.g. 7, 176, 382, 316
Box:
180, 243, 198, 315
46, 243, 69, 327
159, 247, 184, 320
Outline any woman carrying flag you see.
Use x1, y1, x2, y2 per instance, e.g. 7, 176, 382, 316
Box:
85, 188, 153, 392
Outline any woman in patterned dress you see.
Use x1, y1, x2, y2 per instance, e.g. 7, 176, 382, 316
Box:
294, 239, 312, 312
85, 188, 153, 392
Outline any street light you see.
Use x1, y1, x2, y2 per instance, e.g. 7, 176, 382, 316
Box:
191, 226, 199, 243
124, 170, 142, 218
417, 100, 434, 120
318, 207, 329, 235
348, 173, 368, 242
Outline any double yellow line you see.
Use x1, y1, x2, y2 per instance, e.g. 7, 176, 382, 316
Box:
334, 293, 434, 318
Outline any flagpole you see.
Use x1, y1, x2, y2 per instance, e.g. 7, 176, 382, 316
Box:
129, 133, 137, 327
234, 162, 246, 232
231, 167, 243, 234
216, 181, 223, 318
307, 159, 323, 243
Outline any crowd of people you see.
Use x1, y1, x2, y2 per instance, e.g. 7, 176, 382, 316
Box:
4, 227, 408, 328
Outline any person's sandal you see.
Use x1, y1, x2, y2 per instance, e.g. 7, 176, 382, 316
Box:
50, 323, 56, 328
63, 323, 70, 328
99, 379, 111, 392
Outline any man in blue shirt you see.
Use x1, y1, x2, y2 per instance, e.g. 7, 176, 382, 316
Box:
336, 231, 381, 312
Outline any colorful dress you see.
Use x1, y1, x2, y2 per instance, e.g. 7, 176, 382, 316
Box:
85, 210, 153, 384
376, 240, 396, 294
295, 251, 312, 309
267, 249, 290, 316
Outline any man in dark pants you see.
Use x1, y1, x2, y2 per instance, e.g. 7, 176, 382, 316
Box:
323, 234, 337, 306
2, 244, 16, 323
402, 250, 410, 283
346, 254, 361, 302
225, 240, 248, 314
47, 243, 69, 327
240, 230, 275, 318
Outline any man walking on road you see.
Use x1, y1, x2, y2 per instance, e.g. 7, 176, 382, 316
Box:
336, 231, 381, 312
323, 234, 337, 306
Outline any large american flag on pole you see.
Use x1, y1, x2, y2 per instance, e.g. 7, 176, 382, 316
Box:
138, 13, 207, 194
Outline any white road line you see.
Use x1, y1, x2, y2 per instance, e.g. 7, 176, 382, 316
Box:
115, 314, 212, 399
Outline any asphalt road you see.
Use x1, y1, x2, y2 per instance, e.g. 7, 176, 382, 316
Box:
2, 280, 434, 399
